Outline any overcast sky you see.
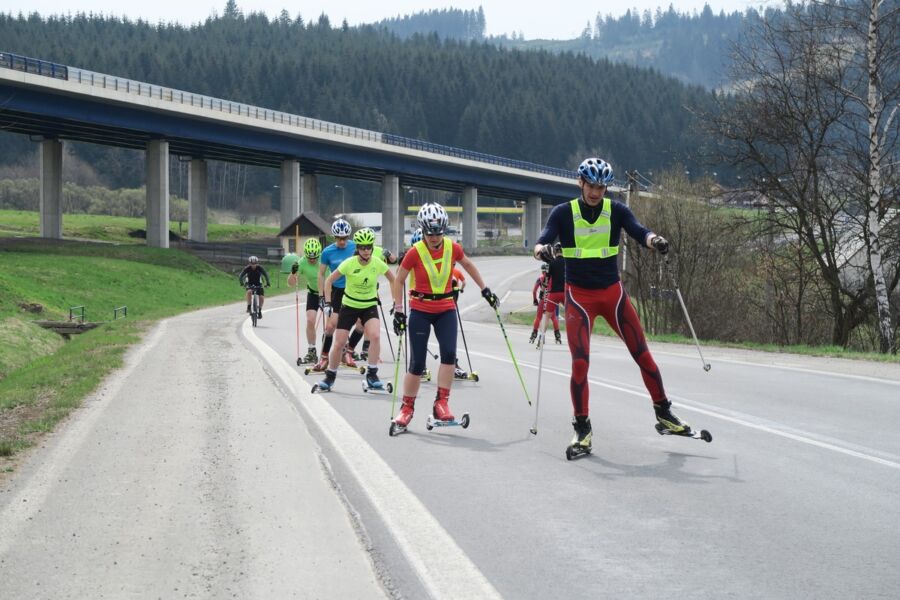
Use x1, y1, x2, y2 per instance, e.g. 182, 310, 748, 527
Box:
3, 1, 775, 40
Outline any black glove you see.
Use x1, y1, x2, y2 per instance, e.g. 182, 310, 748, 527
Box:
651, 235, 669, 255
481, 287, 499, 309
533, 298, 539, 306
290, 263, 298, 274
393, 311, 407, 336
322, 302, 333, 318
319, 295, 326, 308
537, 245, 554, 263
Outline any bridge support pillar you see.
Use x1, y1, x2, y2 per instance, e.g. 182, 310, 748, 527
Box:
146, 140, 170, 248
188, 158, 208, 242
462, 186, 478, 252
301, 173, 319, 215
280, 160, 300, 228
525, 195, 542, 249
40, 138, 63, 239
381, 174, 401, 255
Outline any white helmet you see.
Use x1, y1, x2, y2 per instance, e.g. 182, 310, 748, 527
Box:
248, 255, 259, 264
331, 218, 352, 237
417, 202, 449, 236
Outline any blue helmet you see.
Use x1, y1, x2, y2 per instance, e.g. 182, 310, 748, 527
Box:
577, 158, 614, 186
410, 228, 423, 245
331, 218, 352, 238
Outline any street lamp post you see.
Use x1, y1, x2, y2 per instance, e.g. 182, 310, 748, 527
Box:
334, 185, 345, 216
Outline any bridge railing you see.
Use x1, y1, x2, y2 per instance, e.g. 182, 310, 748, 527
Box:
2, 51, 575, 180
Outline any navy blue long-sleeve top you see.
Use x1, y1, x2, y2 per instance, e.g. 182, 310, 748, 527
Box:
537, 198, 653, 289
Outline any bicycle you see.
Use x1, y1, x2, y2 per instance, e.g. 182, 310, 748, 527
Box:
245, 283, 264, 327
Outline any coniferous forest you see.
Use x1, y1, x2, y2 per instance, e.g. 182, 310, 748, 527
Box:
0, 4, 725, 204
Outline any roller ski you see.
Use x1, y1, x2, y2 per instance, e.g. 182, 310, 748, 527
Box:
528, 329, 538, 344
453, 366, 479, 382
565, 416, 592, 460
311, 370, 337, 394
389, 398, 415, 437
361, 369, 393, 394
420, 368, 432, 382
653, 400, 712, 443
297, 348, 319, 367
303, 355, 329, 375
425, 398, 470, 431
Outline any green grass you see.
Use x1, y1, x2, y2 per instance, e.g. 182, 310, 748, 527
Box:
0, 209, 279, 243
0, 239, 278, 459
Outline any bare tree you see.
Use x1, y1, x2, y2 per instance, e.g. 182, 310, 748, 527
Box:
709, 2, 899, 349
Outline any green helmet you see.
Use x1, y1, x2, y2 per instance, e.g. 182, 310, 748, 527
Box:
353, 228, 376, 245
303, 238, 322, 258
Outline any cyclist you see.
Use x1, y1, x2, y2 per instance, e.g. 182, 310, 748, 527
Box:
317, 228, 397, 391
390, 203, 499, 430
239, 255, 271, 318
288, 238, 324, 364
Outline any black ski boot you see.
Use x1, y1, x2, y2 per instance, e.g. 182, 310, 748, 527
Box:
554, 330, 562, 344
654, 400, 692, 435
360, 339, 370, 362
566, 416, 592, 460
302, 347, 318, 364
529, 329, 538, 344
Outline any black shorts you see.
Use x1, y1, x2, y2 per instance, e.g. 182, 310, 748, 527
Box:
331, 287, 345, 312
306, 291, 320, 311
247, 285, 265, 297
336, 304, 379, 331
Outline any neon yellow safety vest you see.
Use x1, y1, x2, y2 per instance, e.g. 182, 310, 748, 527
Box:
561, 197, 619, 259
413, 239, 453, 294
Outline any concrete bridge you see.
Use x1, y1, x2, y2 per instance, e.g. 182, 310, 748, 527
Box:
0, 52, 609, 253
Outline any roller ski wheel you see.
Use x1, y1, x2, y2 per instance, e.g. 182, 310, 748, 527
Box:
361, 381, 393, 394
425, 413, 470, 431
565, 443, 592, 461
388, 421, 407, 437
655, 423, 712, 443
469, 371, 479, 382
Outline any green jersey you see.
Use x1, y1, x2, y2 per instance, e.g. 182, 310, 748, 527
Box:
295, 258, 320, 293
337, 255, 389, 309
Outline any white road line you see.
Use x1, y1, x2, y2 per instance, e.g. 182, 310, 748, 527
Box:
0, 321, 169, 555
469, 349, 900, 471
243, 319, 502, 600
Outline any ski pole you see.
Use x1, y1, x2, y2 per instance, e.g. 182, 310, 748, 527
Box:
454, 301, 475, 374
665, 257, 711, 372
491, 306, 532, 407
390, 330, 405, 419
295, 290, 301, 364
531, 309, 550, 435
377, 299, 394, 358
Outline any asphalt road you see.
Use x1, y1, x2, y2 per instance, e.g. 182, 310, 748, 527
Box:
2, 254, 898, 599
253, 255, 900, 599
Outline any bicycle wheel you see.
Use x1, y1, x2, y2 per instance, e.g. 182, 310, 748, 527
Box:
251, 293, 259, 327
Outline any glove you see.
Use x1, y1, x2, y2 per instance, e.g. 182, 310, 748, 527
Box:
533, 298, 539, 306
537, 245, 554, 263
651, 235, 669, 255
319, 295, 326, 308
481, 287, 499, 309
393, 311, 407, 336
322, 302, 333, 318
290, 263, 298, 274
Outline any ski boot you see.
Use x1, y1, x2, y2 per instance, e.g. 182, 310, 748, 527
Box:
554, 330, 562, 344
304, 354, 329, 375
529, 329, 538, 344
389, 398, 415, 436
362, 368, 393, 394
312, 369, 337, 393
297, 347, 318, 366
420, 368, 432, 382
565, 416, 592, 460
360, 340, 370, 362
341, 348, 358, 369
454, 365, 469, 380
426, 396, 470, 430
654, 400, 712, 442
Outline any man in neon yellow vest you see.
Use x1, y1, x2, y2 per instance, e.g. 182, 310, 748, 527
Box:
389, 202, 498, 433
533, 157, 688, 458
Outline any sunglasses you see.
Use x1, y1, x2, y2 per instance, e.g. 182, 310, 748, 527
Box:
357, 244, 374, 251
